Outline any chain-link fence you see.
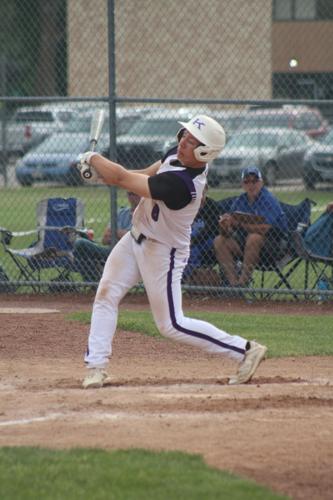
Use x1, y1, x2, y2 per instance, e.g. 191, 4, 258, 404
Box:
0, 0, 333, 299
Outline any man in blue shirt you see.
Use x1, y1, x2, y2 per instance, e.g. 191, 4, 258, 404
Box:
214, 166, 288, 287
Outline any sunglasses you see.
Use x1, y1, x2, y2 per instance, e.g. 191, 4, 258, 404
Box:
243, 178, 259, 185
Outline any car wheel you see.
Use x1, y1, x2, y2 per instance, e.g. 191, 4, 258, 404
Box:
207, 172, 220, 187
65, 171, 84, 186
303, 172, 318, 190
17, 178, 33, 187
264, 162, 277, 186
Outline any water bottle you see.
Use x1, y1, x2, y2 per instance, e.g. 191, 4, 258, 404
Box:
296, 223, 307, 235
317, 278, 329, 302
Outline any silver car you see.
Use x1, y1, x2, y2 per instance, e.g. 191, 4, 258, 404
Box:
209, 127, 313, 186
302, 128, 333, 189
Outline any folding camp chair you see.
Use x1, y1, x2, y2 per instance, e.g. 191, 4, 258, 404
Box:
290, 211, 333, 299
0, 197, 86, 292
254, 198, 316, 299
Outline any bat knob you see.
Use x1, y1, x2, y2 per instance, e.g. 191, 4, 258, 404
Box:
82, 168, 93, 179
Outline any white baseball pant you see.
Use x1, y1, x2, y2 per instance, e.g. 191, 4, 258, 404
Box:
84, 231, 247, 368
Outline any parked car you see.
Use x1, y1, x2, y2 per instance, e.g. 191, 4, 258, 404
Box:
115, 109, 199, 169
208, 127, 313, 187
64, 106, 144, 135
15, 131, 109, 187
209, 109, 248, 139
302, 127, 333, 189
238, 105, 328, 139
1, 103, 80, 159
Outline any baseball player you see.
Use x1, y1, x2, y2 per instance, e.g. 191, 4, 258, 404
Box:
77, 115, 267, 389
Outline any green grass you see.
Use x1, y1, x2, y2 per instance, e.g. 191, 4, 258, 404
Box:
0, 184, 332, 293
0, 447, 287, 500
1, 184, 331, 233
0, 184, 130, 239
69, 309, 333, 357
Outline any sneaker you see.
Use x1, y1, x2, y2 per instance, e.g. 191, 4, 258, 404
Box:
82, 368, 110, 389
228, 341, 267, 385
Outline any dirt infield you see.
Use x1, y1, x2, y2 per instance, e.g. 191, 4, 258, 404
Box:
1, 293, 333, 499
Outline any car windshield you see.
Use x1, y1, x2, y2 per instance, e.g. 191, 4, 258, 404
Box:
33, 133, 89, 154
227, 132, 279, 148
15, 111, 55, 123
126, 118, 180, 137
64, 115, 139, 135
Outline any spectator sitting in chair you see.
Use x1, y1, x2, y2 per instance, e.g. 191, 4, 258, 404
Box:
214, 166, 288, 287
74, 191, 140, 282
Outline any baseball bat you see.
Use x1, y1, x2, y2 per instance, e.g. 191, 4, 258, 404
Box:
81, 109, 105, 179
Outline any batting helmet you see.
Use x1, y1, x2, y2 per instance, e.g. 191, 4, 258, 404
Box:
177, 115, 226, 162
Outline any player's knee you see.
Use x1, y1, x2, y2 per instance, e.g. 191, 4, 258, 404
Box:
95, 279, 121, 307
156, 320, 175, 339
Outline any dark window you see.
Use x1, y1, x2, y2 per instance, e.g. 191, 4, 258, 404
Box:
273, 0, 333, 20
294, 113, 321, 130
317, 0, 333, 19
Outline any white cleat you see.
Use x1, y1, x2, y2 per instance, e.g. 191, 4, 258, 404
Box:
228, 341, 267, 385
82, 368, 111, 389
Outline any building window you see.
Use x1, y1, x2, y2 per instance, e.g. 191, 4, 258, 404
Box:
274, 0, 292, 20
295, 0, 316, 20
273, 0, 333, 20
317, 0, 333, 19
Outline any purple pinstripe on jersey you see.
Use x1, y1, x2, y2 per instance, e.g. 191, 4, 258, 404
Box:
167, 248, 245, 355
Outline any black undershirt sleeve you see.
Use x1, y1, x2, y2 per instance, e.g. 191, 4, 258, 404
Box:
148, 172, 192, 210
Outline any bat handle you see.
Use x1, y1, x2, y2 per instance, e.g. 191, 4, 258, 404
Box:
81, 141, 97, 179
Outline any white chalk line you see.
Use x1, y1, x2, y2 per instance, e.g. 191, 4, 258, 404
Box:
0, 411, 216, 428
0, 307, 60, 314
1, 386, 333, 429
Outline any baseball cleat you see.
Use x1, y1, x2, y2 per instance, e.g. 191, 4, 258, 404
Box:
82, 368, 110, 389
228, 341, 267, 385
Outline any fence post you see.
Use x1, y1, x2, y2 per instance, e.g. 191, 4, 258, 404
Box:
107, 0, 118, 249
0, 56, 8, 186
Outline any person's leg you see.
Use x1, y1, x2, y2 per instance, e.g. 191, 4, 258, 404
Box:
84, 233, 141, 370
238, 233, 265, 286
136, 240, 266, 384
137, 240, 247, 360
73, 238, 110, 281
214, 234, 241, 286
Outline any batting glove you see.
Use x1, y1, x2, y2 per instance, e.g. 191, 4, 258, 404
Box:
79, 151, 97, 165
77, 152, 98, 181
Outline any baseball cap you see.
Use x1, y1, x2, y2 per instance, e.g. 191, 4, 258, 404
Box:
241, 166, 262, 181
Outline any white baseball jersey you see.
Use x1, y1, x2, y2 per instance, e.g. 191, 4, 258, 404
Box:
132, 151, 207, 249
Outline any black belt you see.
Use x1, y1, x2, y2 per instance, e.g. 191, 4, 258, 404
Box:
130, 229, 146, 245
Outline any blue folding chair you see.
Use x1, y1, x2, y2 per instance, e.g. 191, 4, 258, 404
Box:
256, 198, 316, 298
0, 197, 86, 291
291, 210, 333, 298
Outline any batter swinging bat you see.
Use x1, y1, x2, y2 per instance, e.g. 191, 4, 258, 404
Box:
81, 109, 105, 179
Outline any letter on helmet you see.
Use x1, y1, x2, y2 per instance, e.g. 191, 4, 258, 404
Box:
177, 115, 226, 162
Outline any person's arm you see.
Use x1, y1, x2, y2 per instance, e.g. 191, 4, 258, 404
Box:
135, 161, 161, 176
102, 226, 112, 245
84, 153, 160, 198
239, 221, 271, 235
218, 213, 270, 235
